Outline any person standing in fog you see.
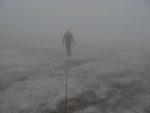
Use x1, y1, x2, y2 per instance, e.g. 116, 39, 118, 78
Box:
62, 30, 75, 56
63, 30, 75, 113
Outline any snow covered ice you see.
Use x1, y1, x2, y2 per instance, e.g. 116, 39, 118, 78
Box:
0, 47, 150, 113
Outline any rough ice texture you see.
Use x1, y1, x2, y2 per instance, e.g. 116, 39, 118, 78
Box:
0, 47, 150, 113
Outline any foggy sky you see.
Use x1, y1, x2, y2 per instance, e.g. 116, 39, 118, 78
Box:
0, 0, 150, 48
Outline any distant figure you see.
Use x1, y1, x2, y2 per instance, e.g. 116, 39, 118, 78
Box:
62, 30, 75, 56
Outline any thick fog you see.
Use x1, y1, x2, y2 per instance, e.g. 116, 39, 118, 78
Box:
0, 0, 150, 49
1, 1, 150, 113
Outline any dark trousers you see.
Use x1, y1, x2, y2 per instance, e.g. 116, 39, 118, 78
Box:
66, 43, 71, 56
